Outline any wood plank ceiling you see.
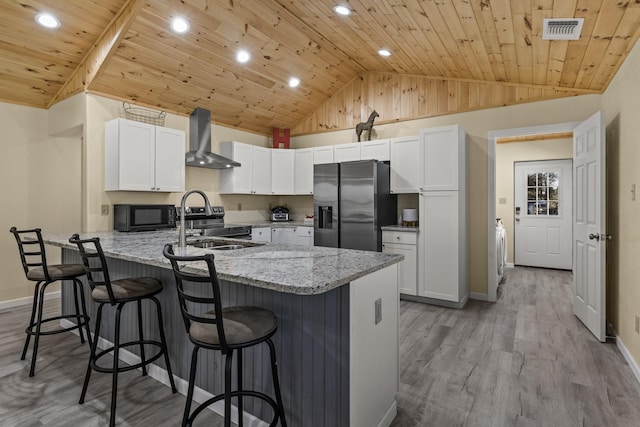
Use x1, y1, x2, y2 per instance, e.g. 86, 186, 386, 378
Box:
1, 0, 639, 135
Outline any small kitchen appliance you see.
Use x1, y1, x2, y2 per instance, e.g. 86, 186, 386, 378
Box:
114, 204, 176, 232
271, 206, 290, 222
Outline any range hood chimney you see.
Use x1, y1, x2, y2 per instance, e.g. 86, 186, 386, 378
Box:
185, 108, 240, 169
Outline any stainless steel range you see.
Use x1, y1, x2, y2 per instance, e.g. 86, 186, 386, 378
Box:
178, 206, 251, 239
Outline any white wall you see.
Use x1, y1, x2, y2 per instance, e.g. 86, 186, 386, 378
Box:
0, 102, 82, 301
601, 38, 640, 368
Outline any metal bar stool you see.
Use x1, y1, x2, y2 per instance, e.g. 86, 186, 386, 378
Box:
9, 227, 92, 377
163, 244, 287, 427
69, 234, 177, 427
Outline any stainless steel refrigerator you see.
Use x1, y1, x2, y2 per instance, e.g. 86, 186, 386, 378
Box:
314, 160, 397, 251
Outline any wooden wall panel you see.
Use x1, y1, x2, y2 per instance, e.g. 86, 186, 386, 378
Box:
291, 72, 592, 135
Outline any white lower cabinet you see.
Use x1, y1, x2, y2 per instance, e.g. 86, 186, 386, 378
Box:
271, 227, 297, 245
251, 227, 271, 242
295, 226, 314, 246
382, 231, 418, 296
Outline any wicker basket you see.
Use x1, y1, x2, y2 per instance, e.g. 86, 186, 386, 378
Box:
122, 102, 166, 126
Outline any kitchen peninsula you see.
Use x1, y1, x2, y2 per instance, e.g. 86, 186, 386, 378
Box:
43, 230, 402, 427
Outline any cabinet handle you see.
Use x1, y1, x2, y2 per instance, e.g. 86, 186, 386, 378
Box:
397, 236, 400, 240
156, 187, 160, 191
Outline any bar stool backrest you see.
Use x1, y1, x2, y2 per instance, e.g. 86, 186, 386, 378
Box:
10, 227, 51, 282
163, 244, 228, 351
69, 234, 117, 305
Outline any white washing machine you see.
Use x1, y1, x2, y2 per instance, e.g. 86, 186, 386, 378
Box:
496, 219, 507, 283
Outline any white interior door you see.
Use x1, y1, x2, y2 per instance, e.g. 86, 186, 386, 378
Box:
514, 160, 573, 269
573, 111, 606, 342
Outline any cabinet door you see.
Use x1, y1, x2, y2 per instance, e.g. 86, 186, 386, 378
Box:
252, 146, 272, 194
383, 242, 417, 295
418, 191, 459, 301
390, 136, 421, 193
219, 141, 253, 194
251, 227, 271, 242
361, 139, 390, 161
421, 125, 464, 191
294, 149, 314, 194
334, 143, 361, 163
313, 146, 334, 164
272, 149, 295, 195
108, 119, 155, 191
271, 227, 296, 244
295, 226, 314, 246
154, 126, 185, 192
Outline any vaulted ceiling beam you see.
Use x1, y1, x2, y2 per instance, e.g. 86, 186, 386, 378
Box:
47, 0, 144, 107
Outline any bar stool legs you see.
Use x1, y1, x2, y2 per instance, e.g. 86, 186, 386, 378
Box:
267, 339, 287, 427
79, 299, 177, 427
22, 278, 92, 377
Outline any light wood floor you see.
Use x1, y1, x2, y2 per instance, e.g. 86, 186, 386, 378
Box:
2, 267, 640, 426
392, 267, 640, 427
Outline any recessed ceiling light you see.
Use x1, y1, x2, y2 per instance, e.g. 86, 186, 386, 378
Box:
35, 13, 60, 29
289, 77, 300, 88
170, 17, 189, 34
378, 49, 392, 57
236, 50, 250, 63
333, 5, 352, 16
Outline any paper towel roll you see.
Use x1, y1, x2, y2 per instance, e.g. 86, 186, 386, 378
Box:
402, 209, 418, 222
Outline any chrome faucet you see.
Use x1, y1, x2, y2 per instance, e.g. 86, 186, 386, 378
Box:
178, 189, 214, 248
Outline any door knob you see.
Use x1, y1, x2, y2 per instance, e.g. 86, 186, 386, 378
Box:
588, 233, 600, 241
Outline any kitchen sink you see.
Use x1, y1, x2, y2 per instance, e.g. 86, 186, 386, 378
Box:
187, 240, 263, 250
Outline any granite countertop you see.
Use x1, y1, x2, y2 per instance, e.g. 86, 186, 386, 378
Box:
43, 230, 402, 296
381, 225, 420, 232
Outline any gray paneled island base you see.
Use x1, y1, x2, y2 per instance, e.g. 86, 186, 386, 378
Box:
43, 230, 402, 427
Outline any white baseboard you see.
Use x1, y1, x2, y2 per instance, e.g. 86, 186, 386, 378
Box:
378, 400, 397, 427
616, 333, 640, 387
0, 291, 61, 311
469, 292, 489, 301
506, 263, 514, 268
61, 319, 268, 426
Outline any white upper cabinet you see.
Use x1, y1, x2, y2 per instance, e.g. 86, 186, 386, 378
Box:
105, 118, 185, 192
294, 148, 314, 195
420, 125, 466, 191
313, 146, 334, 164
360, 139, 390, 161
272, 149, 295, 195
390, 135, 421, 193
219, 141, 272, 194
334, 143, 361, 163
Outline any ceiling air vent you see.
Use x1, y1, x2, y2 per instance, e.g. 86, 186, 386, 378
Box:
543, 18, 584, 40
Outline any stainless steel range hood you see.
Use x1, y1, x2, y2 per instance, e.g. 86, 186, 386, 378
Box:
185, 108, 240, 169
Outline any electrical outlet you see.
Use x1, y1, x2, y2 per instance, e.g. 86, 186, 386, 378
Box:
375, 298, 382, 325
101, 204, 109, 216
632, 184, 636, 201
237, 203, 242, 211
636, 315, 639, 334
268, 202, 273, 211
499, 197, 507, 205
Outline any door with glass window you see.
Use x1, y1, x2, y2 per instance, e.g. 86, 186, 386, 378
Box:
514, 159, 573, 269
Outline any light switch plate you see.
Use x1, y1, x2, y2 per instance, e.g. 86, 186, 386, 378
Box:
499, 197, 507, 205
101, 204, 109, 215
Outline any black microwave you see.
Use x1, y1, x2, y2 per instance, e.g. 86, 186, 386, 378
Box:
114, 204, 176, 232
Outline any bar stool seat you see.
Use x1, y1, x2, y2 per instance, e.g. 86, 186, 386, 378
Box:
9, 227, 92, 378
26, 264, 86, 280
190, 306, 277, 346
91, 277, 163, 302
69, 234, 177, 427
164, 244, 287, 427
